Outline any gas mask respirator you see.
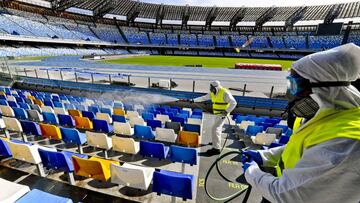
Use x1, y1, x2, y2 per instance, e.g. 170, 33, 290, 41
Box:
286, 74, 351, 119
210, 85, 217, 94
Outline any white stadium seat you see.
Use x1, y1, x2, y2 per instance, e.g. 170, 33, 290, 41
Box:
112, 136, 139, 155
251, 133, 276, 146
156, 114, 170, 124
53, 107, 68, 115
129, 117, 145, 127
0, 105, 15, 117
0, 178, 30, 203
114, 122, 133, 136
127, 111, 140, 119
155, 128, 177, 143
96, 112, 113, 124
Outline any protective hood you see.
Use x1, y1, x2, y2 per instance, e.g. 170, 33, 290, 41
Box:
292, 43, 360, 110
210, 80, 222, 94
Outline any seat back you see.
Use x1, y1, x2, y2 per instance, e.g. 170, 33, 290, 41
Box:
100, 107, 112, 116
41, 106, 54, 114
27, 109, 43, 122
129, 117, 145, 127
172, 116, 185, 126
165, 121, 181, 134
86, 131, 112, 150
7, 141, 41, 164
112, 115, 126, 123
38, 148, 71, 171
8, 101, 19, 108
156, 114, 170, 124
273, 124, 288, 134
177, 131, 199, 147
3, 117, 23, 132
134, 125, 155, 140
187, 118, 202, 125
152, 170, 194, 200
54, 107, 68, 115
0, 138, 12, 157
0, 105, 15, 117
18, 102, 30, 110
142, 112, 154, 122
20, 120, 41, 136
246, 125, 264, 136
169, 145, 197, 166
96, 112, 112, 124
110, 163, 155, 190
113, 108, 125, 116
81, 111, 96, 121
0, 118, 5, 129
147, 119, 162, 130
252, 133, 276, 146
0, 99, 8, 106
266, 127, 283, 138
113, 122, 132, 135
13, 107, 28, 120
183, 124, 201, 135
112, 136, 139, 154
72, 156, 119, 181
39, 123, 62, 140
68, 109, 82, 118
93, 119, 112, 133
127, 110, 140, 119
88, 106, 100, 114
53, 101, 63, 108
58, 114, 75, 127
155, 128, 177, 143
279, 135, 290, 144
60, 127, 86, 145
74, 116, 93, 130
42, 112, 59, 125
139, 141, 168, 159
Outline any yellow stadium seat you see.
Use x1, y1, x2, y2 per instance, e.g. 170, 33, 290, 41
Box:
72, 156, 120, 181
27, 95, 36, 100
113, 108, 125, 116
68, 109, 82, 119
0, 91, 5, 96
75, 116, 93, 130
177, 131, 200, 147
39, 123, 62, 140
33, 99, 44, 107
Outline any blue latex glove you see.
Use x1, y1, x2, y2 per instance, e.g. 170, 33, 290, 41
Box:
241, 150, 263, 165
242, 161, 258, 173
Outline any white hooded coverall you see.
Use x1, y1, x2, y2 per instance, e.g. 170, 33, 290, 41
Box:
194, 81, 237, 149
245, 43, 360, 203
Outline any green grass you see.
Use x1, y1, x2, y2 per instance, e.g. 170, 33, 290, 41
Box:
103, 55, 295, 70
15, 56, 52, 61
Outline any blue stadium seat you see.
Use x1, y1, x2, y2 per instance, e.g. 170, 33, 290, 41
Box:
274, 124, 288, 133
100, 107, 112, 116
183, 124, 201, 134
235, 115, 248, 124
177, 113, 188, 121
142, 112, 154, 122
279, 135, 290, 144
16, 189, 73, 203
88, 106, 100, 114
58, 114, 75, 127
20, 120, 42, 136
42, 112, 59, 125
112, 115, 126, 123
163, 112, 175, 120
172, 116, 185, 126
44, 99, 54, 107
93, 119, 113, 133
147, 119, 162, 130
8, 101, 19, 108
15, 97, 25, 103
13, 107, 28, 120
0, 99, 8, 106
134, 125, 156, 140
18, 102, 30, 110
179, 110, 190, 117
81, 111, 96, 121
140, 140, 169, 160
258, 122, 272, 131
64, 103, 75, 110
168, 109, 178, 115
152, 170, 194, 201
60, 127, 87, 153
246, 125, 264, 136
264, 118, 279, 126
0, 138, 12, 157
114, 102, 124, 109
53, 101, 63, 108
169, 145, 197, 166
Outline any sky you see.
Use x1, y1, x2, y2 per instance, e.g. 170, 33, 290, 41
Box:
140, 0, 357, 7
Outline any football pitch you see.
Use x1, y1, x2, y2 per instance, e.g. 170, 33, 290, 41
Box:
103, 55, 295, 70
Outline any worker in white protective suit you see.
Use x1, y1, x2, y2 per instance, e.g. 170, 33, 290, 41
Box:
242, 43, 360, 203
193, 81, 237, 155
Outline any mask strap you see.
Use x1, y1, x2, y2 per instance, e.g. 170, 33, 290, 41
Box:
310, 81, 351, 88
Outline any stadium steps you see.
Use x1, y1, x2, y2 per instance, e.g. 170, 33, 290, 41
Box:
115, 21, 128, 43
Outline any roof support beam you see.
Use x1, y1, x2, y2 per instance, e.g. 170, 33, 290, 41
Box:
50, 0, 83, 11
126, 2, 141, 24
285, 6, 307, 30
324, 4, 343, 24
156, 4, 165, 26
229, 7, 246, 31
255, 7, 277, 30
205, 6, 218, 29
181, 4, 190, 29
93, 0, 116, 18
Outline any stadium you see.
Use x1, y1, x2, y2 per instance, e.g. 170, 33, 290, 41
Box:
0, 0, 359, 202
